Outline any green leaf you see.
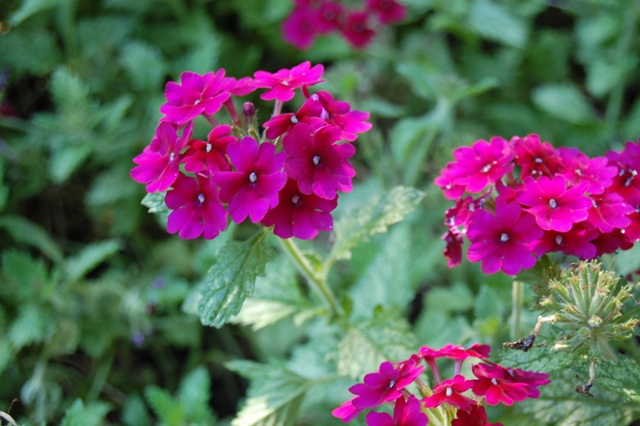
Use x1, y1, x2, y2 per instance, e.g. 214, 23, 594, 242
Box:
50, 66, 91, 111
0, 26, 62, 75
9, 304, 54, 350
120, 41, 166, 92
226, 360, 311, 426
532, 82, 595, 124
197, 230, 276, 328
145, 386, 184, 426
330, 186, 424, 262
64, 240, 123, 284
0, 215, 63, 263
9, 0, 63, 26
337, 308, 417, 379
50, 144, 94, 184
177, 367, 215, 422
2, 250, 49, 300
469, 0, 527, 48
60, 399, 110, 426
141, 191, 170, 224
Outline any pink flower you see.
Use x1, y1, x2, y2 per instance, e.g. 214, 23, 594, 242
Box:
263, 96, 325, 140
182, 124, 237, 174
349, 355, 424, 409
452, 405, 502, 426
442, 229, 464, 268
470, 363, 529, 406
160, 70, 232, 125
261, 178, 337, 239
283, 123, 356, 199
423, 375, 476, 411
450, 137, 515, 194
366, 395, 429, 426
341, 11, 376, 49
606, 140, 640, 200
213, 137, 287, 223
282, 7, 319, 50
466, 200, 543, 275
585, 192, 633, 233
316, 1, 345, 33
316, 90, 372, 141
332, 398, 363, 423
557, 147, 617, 194
515, 175, 591, 232
511, 134, 561, 179
531, 224, 599, 260
165, 174, 228, 240
501, 366, 550, 399
130, 122, 191, 193
252, 61, 325, 102
366, 0, 406, 24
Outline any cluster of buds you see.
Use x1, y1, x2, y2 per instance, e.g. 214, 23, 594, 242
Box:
434, 134, 640, 275
332, 343, 550, 426
130, 61, 371, 240
282, 0, 406, 50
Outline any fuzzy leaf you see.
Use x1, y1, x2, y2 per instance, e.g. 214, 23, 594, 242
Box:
50, 66, 91, 111
10, 0, 62, 26
0, 215, 63, 263
145, 386, 184, 426
64, 240, 123, 284
226, 360, 311, 426
331, 186, 424, 261
532, 82, 595, 124
469, 0, 527, 48
9, 304, 54, 350
177, 367, 215, 422
120, 41, 166, 92
50, 144, 94, 184
141, 191, 170, 223
1, 250, 49, 300
60, 399, 110, 426
337, 308, 417, 379
197, 230, 276, 328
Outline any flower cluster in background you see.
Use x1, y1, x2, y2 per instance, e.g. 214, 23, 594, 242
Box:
332, 343, 550, 426
282, 0, 407, 50
130, 61, 371, 240
434, 134, 640, 275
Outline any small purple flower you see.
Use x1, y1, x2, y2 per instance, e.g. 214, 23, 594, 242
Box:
365, 395, 428, 426
165, 174, 228, 240
252, 61, 325, 102
284, 123, 356, 199
515, 175, 591, 232
213, 137, 287, 223
466, 200, 543, 275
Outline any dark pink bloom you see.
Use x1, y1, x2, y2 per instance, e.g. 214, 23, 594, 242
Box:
341, 11, 376, 49
282, 7, 319, 50
366, 0, 406, 24
470, 363, 529, 406
349, 355, 424, 409
182, 124, 237, 174
252, 61, 325, 102
283, 123, 356, 199
423, 375, 476, 411
466, 200, 543, 275
160, 70, 232, 125
438, 343, 491, 361
452, 405, 502, 426
263, 96, 325, 140
316, 1, 345, 33
557, 147, 617, 195
261, 178, 337, 239
585, 192, 633, 233
434, 163, 467, 200
315, 90, 372, 141
511, 134, 562, 179
226, 76, 255, 97
606, 139, 640, 200
591, 228, 634, 256
213, 137, 287, 223
332, 398, 363, 423
442, 229, 464, 268
130, 122, 191, 193
531, 224, 599, 260
365, 395, 428, 426
515, 175, 591, 232
502, 366, 550, 399
165, 174, 228, 240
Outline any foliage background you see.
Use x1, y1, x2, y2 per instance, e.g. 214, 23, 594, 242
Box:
1, 0, 640, 424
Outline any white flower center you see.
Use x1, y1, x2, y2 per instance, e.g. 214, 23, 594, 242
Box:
290, 115, 299, 124
446, 387, 453, 397
491, 378, 498, 386
206, 143, 213, 153
291, 194, 300, 204
312, 155, 321, 166
555, 235, 563, 245
549, 198, 558, 209
500, 233, 509, 243
249, 172, 258, 183
197, 193, 205, 204
534, 157, 543, 164
169, 152, 175, 161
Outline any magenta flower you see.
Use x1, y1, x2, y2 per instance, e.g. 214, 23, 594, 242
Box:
557, 147, 617, 195
501, 366, 550, 399
281, 7, 319, 50
316, 1, 345, 33
606, 140, 640, 200
263, 96, 325, 140
349, 355, 424, 409
365, 395, 429, 426
213, 137, 287, 223
366, 0, 406, 24
531, 224, 599, 260
316, 90, 372, 141
511, 134, 561, 179
182, 124, 237, 174
515, 175, 591, 232
252, 61, 325, 102
586, 192, 633, 233
284, 123, 356, 199
466, 200, 543, 275
261, 178, 337, 239
165, 174, 228, 240
470, 363, 529, 406
442, 229, 464, 268
452, 405, 502, 426
332, 398, 363, 423
130, 122, 191, 193
159, 70, 232, 125
341, 11, 376, 49
434, 164, 468, 200
450, 137, 515, 194
423, 375, 476, 411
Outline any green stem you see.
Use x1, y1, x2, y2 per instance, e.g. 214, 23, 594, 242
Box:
511, 280, 524, 340
278, 238, 342, 317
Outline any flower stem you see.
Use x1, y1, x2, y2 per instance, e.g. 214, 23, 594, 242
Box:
511, 280, 524, 341
278, 238, 343, 317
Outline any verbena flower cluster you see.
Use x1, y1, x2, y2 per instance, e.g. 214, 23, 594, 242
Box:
434, 134, 640, 275
332, 343, 550, 426
282, 0, 406, 50
130, 61, 371, 240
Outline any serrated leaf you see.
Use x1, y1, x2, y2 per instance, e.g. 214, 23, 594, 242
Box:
469, 0, 527, 48
145, 386, 184, 426
0, 215, 63, 263
532, 83, 595, 124
120, 41, 166, 92
337, 309, 417, 379
226, 361, 311, 426
330, 186, 424, 262
197, 230, 276, 328
8, 304, 54, 350
50, 66, 90, 111
60, 399, 110, 426
2, 250, 49, 300
50, 144, 94, 183
141, 191, 170, 223
64, 240, 122, 284
177, 367, 215, 422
